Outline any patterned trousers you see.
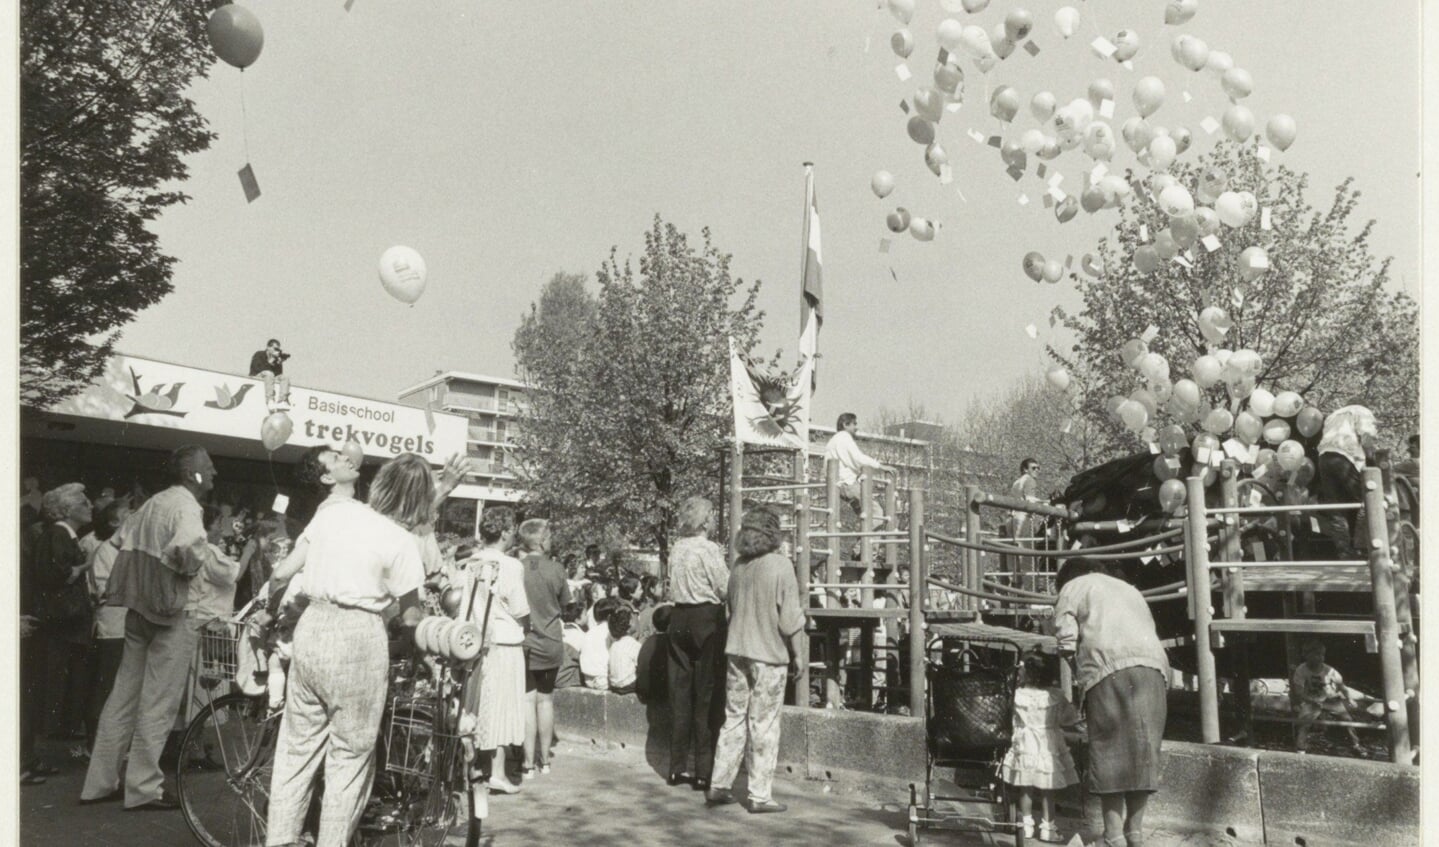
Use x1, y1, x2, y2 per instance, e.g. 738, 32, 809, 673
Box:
266, 603, 388, 847
710, 655, 786, 804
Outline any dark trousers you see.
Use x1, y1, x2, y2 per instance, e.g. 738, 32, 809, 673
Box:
21, 632, 49, 768
46, 632, 92, 739
87, 638, 126, 749
667, 603, 726, 779
1317, 453, 1365, 557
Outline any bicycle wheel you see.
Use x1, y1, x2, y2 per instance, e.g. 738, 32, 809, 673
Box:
178, 693, 278, 847
362, 702, 470, 847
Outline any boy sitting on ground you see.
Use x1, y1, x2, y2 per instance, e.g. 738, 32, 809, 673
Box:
1290, 640, 1363, 753
555, 602, 587, 689
607, 606, 641, 696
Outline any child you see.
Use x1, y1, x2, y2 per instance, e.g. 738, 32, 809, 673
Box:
580, 598, 618, 689
999, 652, 1080, 843
556, 602, 587, 689
634, 604, 671, 704
607, 606, 641, 695
1290, 640, 1363, 753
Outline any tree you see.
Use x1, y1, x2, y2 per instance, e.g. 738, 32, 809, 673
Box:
512, 218, 767, 564
1049, 141, 1419, 452
951, 373, 1111, 490
21, 0, 216, 407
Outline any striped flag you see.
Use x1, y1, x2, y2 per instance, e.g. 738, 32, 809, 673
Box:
800, 172, 823, 386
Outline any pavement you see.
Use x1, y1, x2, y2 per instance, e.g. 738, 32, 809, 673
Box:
20, 737, 1242, 847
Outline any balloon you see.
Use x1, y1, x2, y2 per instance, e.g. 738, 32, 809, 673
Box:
1229, 348, 1263, 379
1113, 30, 1141, 62
1173, 378, 1202, 410
1173, 35, 1209, 71
1130, 388, 1158, 416
1055, 196, 1079, 223
1151, 379, 1174, 404
1088, 78, 1115, 109
1234, 410, 1263, 445
973, 54, 998, 73
1276, 440, 1306, 472
990, 86, 1020, 122
379, 246, 428, 304
1159, 424, 1188, 455
1158, 479, 1187, 512
340, 439, 365, 469
1118, 400, 1150, 433
1262, 418, 1291, 445
887, 0, 915, 24
1000, 140, 1027, 169
1295, 406, 1324, 438
887, 207, 912, 233
1212, 348, 1233, 366
1121, 117, 1153, 153
1273, 391, 1304, 418
1192, 355, 1222, 388
1266, 114, 1297, 151
1172, 126, 1192, 155
1148, 135, 1177, 170
959, 25, 996, 59
1170, 214, 1199, 248
1192, 432, 1221, 461
1238, 246, 1269, 282
1031, 91, 1057, 121
1193, 207, 1221, 236
961, 0, 990, 11
1104, 395, 1127, 421
1083, 122, 1116, 161
1237, 191, 1259, 222
1037, 138, 1062, 160
1215, 191, 1248, 227
1005, 8, 1034, 42
1120, 338, 1149, 368
1045, 365, 1071, 390
1222, 104, 1255, 142
1022, 251, 1046, 282
1055, 7, 1081, 38
1196, 307, 1229, 346
1202, 407, 1234, 435
1221, 67, 1254, 100
1055, 99, 1094, 133
1133, 245, 1160, 273
991, 26, 1017, 60
907, 116, 936, 145
909, 217, 936, 241
1152, 230, 1179, 260
1227, 376, 1257, 404
260, 411, 292, 451
924, 143, 949, 176
1197, 166, 1229, 201
1153, 455, 1180, 482
1139, 353, 1170, 383
1041, 259, 1064, 283
935, 62, 964, 94
891, 29, 915, 58
937, 18, 966, 52
1206, 50, 1233, 74
1165, 0, 1198, 25
914, 88, 947, 121
1133, 77, 1165, 117
207, 4, 265, 69
1081, 253, 1104, 277
871, 171, 895, 199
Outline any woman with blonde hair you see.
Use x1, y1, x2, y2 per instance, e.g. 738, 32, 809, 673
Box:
265, 452, 430, 847
666, 496, 729, 789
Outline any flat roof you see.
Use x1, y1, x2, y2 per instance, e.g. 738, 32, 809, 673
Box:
397, 370, 527, 398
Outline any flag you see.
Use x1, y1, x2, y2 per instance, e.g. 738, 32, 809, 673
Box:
800, 174, 822, 386
729, 337, 811, 450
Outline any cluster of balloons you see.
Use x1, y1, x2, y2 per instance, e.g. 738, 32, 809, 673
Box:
380, 246, 429, 304
207, 4, 264, 69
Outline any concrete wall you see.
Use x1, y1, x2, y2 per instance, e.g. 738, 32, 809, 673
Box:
552, 688, 1419, 846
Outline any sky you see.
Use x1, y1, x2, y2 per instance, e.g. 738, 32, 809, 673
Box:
114, 0, 1423, 428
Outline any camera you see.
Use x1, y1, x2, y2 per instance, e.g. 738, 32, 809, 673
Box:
276, 350, 291, 361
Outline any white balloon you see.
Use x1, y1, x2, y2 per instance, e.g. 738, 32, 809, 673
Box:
1030, 91, 1056, 121
1206, 50, 1233, 75
1248, 387, 1276, 417
1054, 6, 1081, 38
937, 18, 965, 52
871, 170, 895, 199
1147, 135, 1177, 170
379, 246, 428, 304
1020, 128, 1047, 154
887, 0, 915, 25
1158, 184, 1194, 217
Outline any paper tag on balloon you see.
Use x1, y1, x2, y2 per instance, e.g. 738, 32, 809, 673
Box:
1248, 444, 1260, 463
238, 164, 261, 203
1091, 36, 1117, 58
968, 128, 986, 144
1310, 517, 1322, 534
1261, 208, 1272, 230
271, 493, 290, 514
1201, 235, 1221, 252
1090, 163, 1108, 182
1201, 116, 1220, 135
1024, 40, 1040, 56
1024, 323, 1038, 338
1256, 146, 1271, 162
879, 238, 891, 253
895, 64, 912, 81
1249, 489, 1264, 508
1099, 98, 1115, 119
1223, 439, 1248, 461
1165, 457, 1181, 471
1182, 90, 1193, 103
1141, 324, 1159, 343
1149, 442, 1161, 455
1116, 519, 1134, 533
1195, 446, 1212, 465
1252, 464, 1268, 480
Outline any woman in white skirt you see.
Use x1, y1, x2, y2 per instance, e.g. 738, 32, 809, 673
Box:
456, 506, 530, 796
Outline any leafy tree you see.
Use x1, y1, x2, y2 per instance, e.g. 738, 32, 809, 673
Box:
950, 373, 1110, 490
1049, 141, 1419, 453
512, 218, 766, 565
21, 0, 216, 406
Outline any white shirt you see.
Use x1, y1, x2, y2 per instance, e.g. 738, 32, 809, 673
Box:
562, 623, 587, 654
89, 539, 128, 639
608, 635, 641, 689
297, 498, 425, 613
580, 625, 612, 686
460, 549, 530, 646
823, 430, 884, 486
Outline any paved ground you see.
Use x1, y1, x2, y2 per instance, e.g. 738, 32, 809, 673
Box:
20, 738, 1239, 847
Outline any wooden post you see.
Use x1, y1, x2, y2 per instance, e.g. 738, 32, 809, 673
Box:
794, 451, 811, 709
728, 441, 744, 567
1377, 450, 1420, 748
1361, 468, 1412, 763
1186, 475, 1221, 744
826, 461, 841, 608
860, 471, 876, 576
1219, 461, 1253, 742
885, 483, 899, 574
908, 486, 926, 717
964, 484, 982, 612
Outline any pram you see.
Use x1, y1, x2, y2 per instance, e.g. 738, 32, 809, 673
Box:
908, 619, 1061, 846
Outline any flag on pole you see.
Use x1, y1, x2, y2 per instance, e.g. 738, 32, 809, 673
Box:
800, 169, 823, 387
729, 337, 811, 450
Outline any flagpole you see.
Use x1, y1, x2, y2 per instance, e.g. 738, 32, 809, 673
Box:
800, 162, 814, 338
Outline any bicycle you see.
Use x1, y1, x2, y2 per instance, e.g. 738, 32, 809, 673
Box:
176, 614, 481, 847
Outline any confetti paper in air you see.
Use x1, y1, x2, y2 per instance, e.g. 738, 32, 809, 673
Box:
1200, 116, 1220, 135
1037, 163, 1048, 180
272, 493, 290, 513
1008, 166, 1025, 182
900, 99, 911, 114
895, 64, 912, 81
1121, 59, 1134, 70
1024, 323, 1038, 338
1099, 98, 1115, 119
1182, 90, 1193, 103
1174, 255, 1193, 269
1201, 234, 1222, 252
968, 128, 986, 144
1064, 254, 1074, 269
1231, 288, 1245, 307
1043, 194, 1054, 209
1091, 36, 1117, 57
1165, 457, 1181, 471
1090, 162, 1108, 182
1256, 146, 1271, 162
1149, 442, 1162, 455
1261, 208, 1272, 230
890, 267, 899, 282
987, 135, 1003, 148
1060, 419, 1073, 434
1195, 446, 1212, 465
879, 238, 891, 253
956, 186, 968, 202
1047, 186, 1067, 202
939, 164, 953, 184
1138, 224, 1149, 242
238, 163, 261, 203
1223, 439, 1248, 462
1047, 171, 1064, 187
937, 48, 950, 65
1141, 324, 1159, 343
1018, 193, 1030, 205
946, 102, 963, 112
1023, 40, 1040, 56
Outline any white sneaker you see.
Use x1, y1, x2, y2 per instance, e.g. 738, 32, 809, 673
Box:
487, 777, 520, 795
1038, 819, 1059, 842
1020, 814, 1035, 839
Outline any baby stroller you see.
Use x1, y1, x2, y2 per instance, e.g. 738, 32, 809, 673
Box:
908, 621, 1060, 846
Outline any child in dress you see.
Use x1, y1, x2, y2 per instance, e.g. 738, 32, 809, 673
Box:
999, 652, 1080, 843
1290, 640, 1363, 753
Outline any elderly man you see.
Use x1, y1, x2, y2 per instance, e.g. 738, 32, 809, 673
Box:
81, 446, 237, 811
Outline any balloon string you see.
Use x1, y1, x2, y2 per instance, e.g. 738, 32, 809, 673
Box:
239, 71, 252, 164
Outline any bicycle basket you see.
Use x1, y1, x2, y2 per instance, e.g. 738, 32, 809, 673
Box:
198, 618, 243, 687
929, 663, 1015, 758
382, 696, 462, 783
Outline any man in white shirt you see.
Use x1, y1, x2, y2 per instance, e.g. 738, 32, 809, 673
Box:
606, 606, 641, 694
580, 599, 618, 689
823, 413, 896, 530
